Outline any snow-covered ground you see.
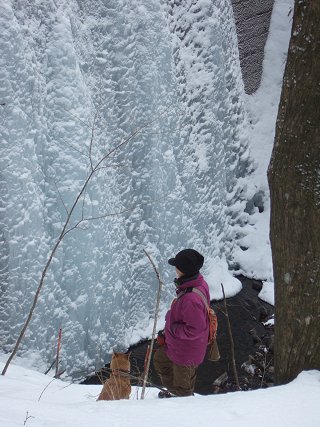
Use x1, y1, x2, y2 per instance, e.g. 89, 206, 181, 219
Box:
0, 359, 319, 427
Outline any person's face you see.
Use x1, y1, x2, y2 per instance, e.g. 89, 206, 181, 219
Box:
175, 267, 184, 278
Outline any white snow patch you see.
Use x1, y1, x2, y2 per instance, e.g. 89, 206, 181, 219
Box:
0, 358, 319, 427
259, 281, 275, 305
264, 316, 275, 327
206, 258, 242, 300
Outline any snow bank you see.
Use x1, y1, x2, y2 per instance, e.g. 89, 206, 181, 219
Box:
0, 358, 319, 427
206, 257, 242, 300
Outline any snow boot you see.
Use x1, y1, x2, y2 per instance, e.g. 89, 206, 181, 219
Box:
158, 390, 173, 398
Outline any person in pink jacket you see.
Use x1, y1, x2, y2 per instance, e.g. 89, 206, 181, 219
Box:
153, 249, 210, 397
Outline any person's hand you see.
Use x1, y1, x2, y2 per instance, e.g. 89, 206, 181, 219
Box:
157, 329, 165, 346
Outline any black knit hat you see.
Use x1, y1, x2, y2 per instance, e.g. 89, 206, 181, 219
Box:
168, 249, 204, 276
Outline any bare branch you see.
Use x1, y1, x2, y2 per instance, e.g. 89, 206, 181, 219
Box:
53, 180, 69, 216
38, 378, 56, 402
89, 107, 100, 172
49, 132, 88, 159
62, 206, 135, 238
94, 163, 129, 173
1, 107, 172, 376
60, 106, 92, 129
62, 190, 174, 239
141, 249, 164, 399
55, 327, 62, 379
23, 411, 35, 426
81, 188, 87, 221
221, 283, 241, 391
44, 360, 56, 375
95, 106, 172, 170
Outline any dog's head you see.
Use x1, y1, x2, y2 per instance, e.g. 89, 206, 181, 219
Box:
110, 351, 131, 372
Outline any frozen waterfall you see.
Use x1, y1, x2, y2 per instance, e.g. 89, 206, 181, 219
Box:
0, 0, 253, 377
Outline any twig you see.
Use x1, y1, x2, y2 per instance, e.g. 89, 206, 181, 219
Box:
55, 327, 62, 378
55, 369, 66, 378
50, 131, 88, 158
62, 192, 174, 238
260, 347, 273, 387
81, 187, 87, 221
60, 106, 92, 129
38, 378, 56, 402
140, 249, 164, 399
89, 107, 99, 171
94, 163, 129, 172
260, 348, 267, 387
23, 411, 35, 425
62, 206, 135, 238
96, 370, 105, 385
221, 283, 241, 391
44, 360, 56, 375
53, 180, 69, 216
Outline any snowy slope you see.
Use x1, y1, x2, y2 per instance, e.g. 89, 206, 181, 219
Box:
0, 359, 319, 427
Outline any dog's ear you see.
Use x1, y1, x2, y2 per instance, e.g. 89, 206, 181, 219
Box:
113, 349, 119, 357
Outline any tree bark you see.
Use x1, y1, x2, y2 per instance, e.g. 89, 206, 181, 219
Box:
268, 0, 320, 384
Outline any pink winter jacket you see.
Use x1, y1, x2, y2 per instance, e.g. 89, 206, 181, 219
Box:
164, 274, 210, 366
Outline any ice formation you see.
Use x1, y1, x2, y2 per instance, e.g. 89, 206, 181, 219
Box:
0, 0, 255, 376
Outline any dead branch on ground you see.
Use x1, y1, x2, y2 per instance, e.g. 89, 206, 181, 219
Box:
221, 283, 241, 391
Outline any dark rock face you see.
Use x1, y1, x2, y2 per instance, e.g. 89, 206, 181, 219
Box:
83, 276, 274, 394
231, 0, 275, 94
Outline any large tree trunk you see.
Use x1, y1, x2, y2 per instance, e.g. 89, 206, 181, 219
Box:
268, 0, 320, 385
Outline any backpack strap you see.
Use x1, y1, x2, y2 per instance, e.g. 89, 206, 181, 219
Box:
192, 287, 210, 310
174, 287, 209, 306
193, 288, 218, 342
171, 287, 193, 307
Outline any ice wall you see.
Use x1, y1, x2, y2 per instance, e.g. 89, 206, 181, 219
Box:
0, 0, 252, 377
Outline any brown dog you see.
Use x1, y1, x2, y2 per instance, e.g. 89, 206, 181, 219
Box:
97, 352, 131, 400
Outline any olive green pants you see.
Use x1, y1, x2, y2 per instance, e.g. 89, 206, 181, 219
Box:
153, 347, 197, 396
